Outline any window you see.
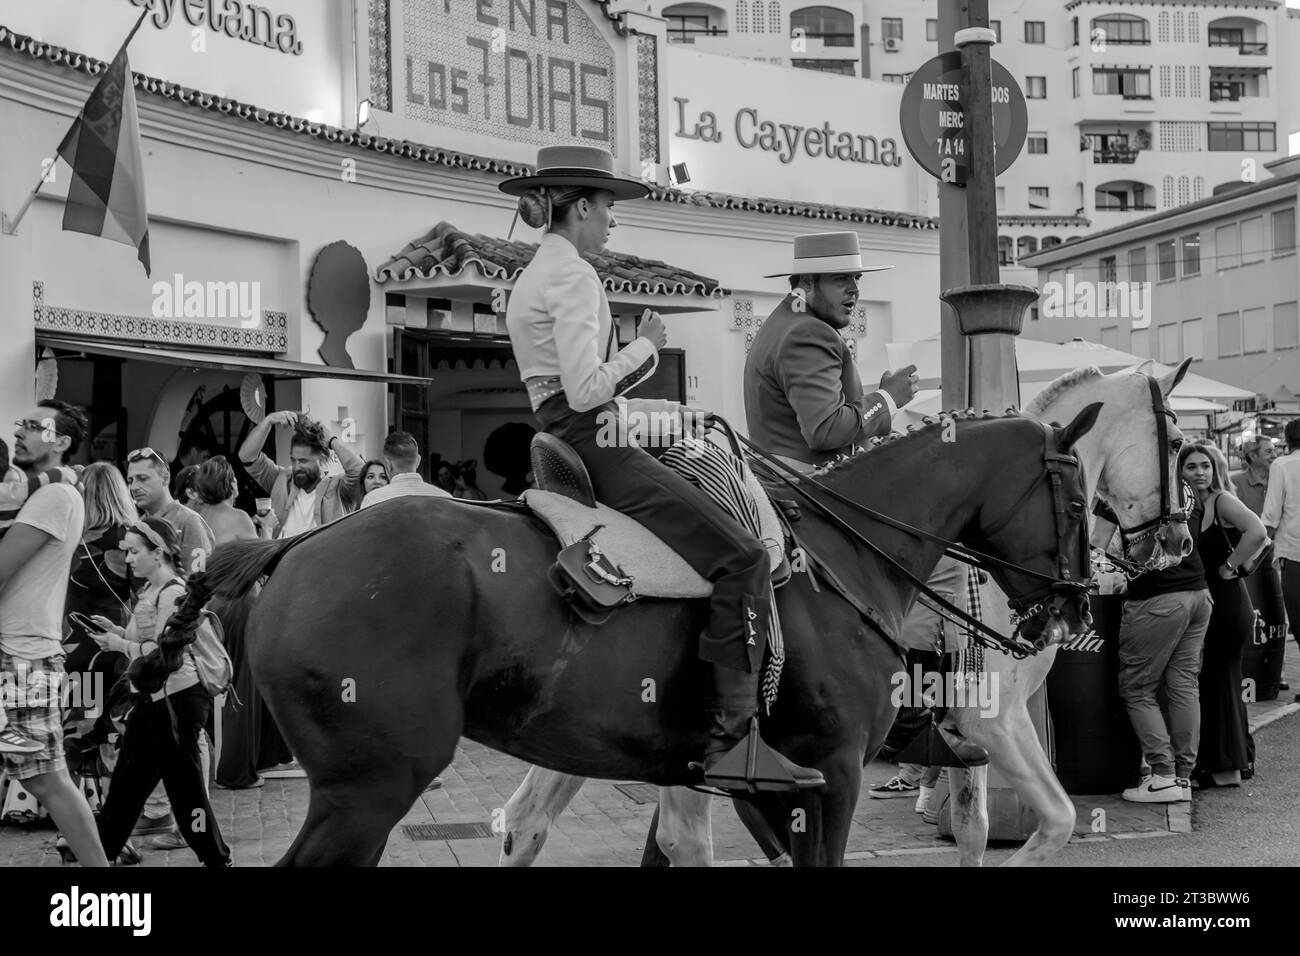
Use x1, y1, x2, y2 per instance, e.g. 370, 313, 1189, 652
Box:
1158, 324, 1180, 362
882, 73, 908, 84
1041, 236, 1062, 250
1030, 306, 1039, 322
752, 2, 765, 33
1182, 318, 1203, 360
926, 18, 937, 42
1241, 217, 1264, 263
1207, 123, 1277, 152
1072, 17, 1079, 46
1028, 187, 1049, 209
1178, 176, 1190, 208
1275, 302, 1299, 350
1218, 311, 1242, 357
790, 7, 854, 45
1157, 11, 1169, 43
1243, 308, 1268, 354
1210, 80, 1245, 103
1174, 65, 1186, 98
1026, 76, 1046, 98
1162, 176, 1175, 209
1216, 224, 1240, 269
736, 0, 748, 33
996, 186, 1006, 210
1092, 15, 1151, 45
769, 1, 779, 31
1128, 247, 1147, 283
1019, 236, 1039, 259
882, 17, 903, 44
1072, 67, 1080, 98
1208, 27, 1244, 47
1274, 209, 1296, 255
1181, 233, 1200, 275
1028, 134, 1047, 154
1159, 121, 1201, 152
1159, 65, 1171, 98
665, 14, 714, 42
1100, 326, 1119, 349
791, 59, 856, 74
1173, 10, 1184, 43
1131, 327, 1150, 358
1157, 240, 1176, 280
998, 236, 1013, 266
1100, 255, 1118, 313
1025, 21, 1045, 43
1093, 68, 1152, 98
990, 20, 1001, 42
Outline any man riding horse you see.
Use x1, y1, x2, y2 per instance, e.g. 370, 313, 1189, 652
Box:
743, 232, 988, 766
499, 145, 823, 793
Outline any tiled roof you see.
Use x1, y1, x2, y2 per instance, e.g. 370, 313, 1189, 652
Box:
376, 221, 728, 297
0, 25, 936, 232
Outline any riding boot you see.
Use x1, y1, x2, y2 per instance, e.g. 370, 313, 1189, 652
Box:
702, 661, 826, 792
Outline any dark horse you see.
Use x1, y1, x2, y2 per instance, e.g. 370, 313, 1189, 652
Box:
171, 408, 1100, 866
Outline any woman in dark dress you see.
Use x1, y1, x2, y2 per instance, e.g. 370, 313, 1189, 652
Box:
1178, 444, 1268, 788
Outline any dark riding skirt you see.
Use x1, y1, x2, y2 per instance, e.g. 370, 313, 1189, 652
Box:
535, 394, 770, 672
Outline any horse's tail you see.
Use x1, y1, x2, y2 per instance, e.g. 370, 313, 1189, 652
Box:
130, 538, 295, 695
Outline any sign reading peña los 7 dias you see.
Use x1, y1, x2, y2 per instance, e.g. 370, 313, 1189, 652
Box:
898, 52, 1027, 184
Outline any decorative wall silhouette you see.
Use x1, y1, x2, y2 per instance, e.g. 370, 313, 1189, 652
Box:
308, 240, 371, 369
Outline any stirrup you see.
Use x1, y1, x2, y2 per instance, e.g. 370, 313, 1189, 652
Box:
703, 718, 826, 793
895, 722, 989, 769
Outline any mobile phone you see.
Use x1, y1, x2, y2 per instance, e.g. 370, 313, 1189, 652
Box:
68, 611, 105, 634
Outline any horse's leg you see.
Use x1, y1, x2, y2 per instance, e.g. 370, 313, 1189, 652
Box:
499, 767, 586, 867
985, 701, 1075, 867
814, 758, 861, 867
654, 787, 713, 866
946, 764, 989, 867
734, 795, 792, 865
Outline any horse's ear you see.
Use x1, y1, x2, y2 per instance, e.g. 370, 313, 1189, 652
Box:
1134, 359, 1155, 375
1157, 357, 1193, 397
1057, 402, 1103, 452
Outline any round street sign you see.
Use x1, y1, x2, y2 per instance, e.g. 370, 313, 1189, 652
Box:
899, 52, 1028, 184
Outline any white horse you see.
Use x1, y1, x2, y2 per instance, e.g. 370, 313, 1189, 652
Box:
498, 360, 1193, 867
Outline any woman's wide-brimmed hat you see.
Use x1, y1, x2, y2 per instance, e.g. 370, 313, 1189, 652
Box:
764, 232, 894, 278
498, 145, 650, 201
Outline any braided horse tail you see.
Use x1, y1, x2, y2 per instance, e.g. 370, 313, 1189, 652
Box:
126, 537, 296, 695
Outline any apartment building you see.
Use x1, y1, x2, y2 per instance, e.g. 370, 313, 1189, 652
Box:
645, 0, 1300, 278
1019, 153, 1300, 401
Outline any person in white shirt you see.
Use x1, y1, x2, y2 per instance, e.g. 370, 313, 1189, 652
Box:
499, 145, 823, 793
360, 432, 452, 509
0, 402, 108, 866
1262, 419, 1300, 697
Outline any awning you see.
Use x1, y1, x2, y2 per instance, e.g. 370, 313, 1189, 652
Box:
37, 335, 434, 385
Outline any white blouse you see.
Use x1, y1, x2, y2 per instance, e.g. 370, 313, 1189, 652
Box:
507, 233, 660, 413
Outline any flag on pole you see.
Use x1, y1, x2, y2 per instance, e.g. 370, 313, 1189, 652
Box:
55, 11, 151, 276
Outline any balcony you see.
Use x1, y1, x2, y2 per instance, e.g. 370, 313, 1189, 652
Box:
793, 31, 855, 47
667, 27, 729, 43
1209, 39, 1267, 55
1094, 202, 1156, 211
1094, 146, 1139, 164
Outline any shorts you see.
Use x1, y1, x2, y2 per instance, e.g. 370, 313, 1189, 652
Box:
0, 652, 67, 780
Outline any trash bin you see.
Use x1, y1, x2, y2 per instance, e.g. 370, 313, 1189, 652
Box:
1243, 560, 1286, 702
1045, 593, 1141, 794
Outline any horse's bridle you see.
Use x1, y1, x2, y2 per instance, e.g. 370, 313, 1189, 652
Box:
975, 421, 1093, 640
717, 416, 1093, 658
1108, 376, 1189, 563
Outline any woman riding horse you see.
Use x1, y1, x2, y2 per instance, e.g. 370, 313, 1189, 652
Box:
499, 145, 823, 793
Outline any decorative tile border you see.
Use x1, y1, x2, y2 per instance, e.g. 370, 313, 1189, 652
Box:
367, 0, 392, 112
637, 34, 660, 164
33, 282, 288, 354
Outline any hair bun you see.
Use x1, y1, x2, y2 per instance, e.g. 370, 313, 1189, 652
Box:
517, 188, 550, 230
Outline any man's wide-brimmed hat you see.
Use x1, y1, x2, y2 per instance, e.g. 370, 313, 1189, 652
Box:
498, 146, 650, 201
764, 232, 893, 278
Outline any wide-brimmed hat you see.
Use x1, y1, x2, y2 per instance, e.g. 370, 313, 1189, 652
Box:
498, 146, 650, 201
764, 232, 893, 278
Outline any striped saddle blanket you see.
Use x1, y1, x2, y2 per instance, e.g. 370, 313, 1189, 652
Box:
523, 435, 790, 709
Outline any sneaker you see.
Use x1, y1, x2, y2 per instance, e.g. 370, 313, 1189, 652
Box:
868, 775, 919, 799
915, 785, 934, 814
131, 812, 176, 837
1122, 774, 1184, 803
0, 728, 42, 754
1175, 777, 1192, 802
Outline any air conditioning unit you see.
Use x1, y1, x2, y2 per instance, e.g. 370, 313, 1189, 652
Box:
884, 37, 901, 52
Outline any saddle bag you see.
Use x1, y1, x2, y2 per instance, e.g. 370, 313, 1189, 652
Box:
547, 526, 638, 625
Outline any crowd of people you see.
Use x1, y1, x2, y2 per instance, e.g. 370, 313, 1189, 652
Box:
0, 399, 487, 866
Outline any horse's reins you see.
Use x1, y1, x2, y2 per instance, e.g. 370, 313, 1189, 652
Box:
710, 415, 1091, 657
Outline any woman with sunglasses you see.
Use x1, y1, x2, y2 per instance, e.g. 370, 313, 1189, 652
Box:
60, 515, 232, 866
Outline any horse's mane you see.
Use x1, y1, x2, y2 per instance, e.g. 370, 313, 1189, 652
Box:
807, 409, 1021, 480
1024, 366, 1105, 417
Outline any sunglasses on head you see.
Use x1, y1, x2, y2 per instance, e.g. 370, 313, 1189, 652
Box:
126, 447, 168, 468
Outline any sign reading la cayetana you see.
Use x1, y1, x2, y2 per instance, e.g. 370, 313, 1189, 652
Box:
128, 0, 302, 55
899, 52, 1027, 184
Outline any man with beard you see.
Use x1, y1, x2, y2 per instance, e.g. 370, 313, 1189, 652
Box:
744, 232, 917, 473
238, 411, 363, 539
